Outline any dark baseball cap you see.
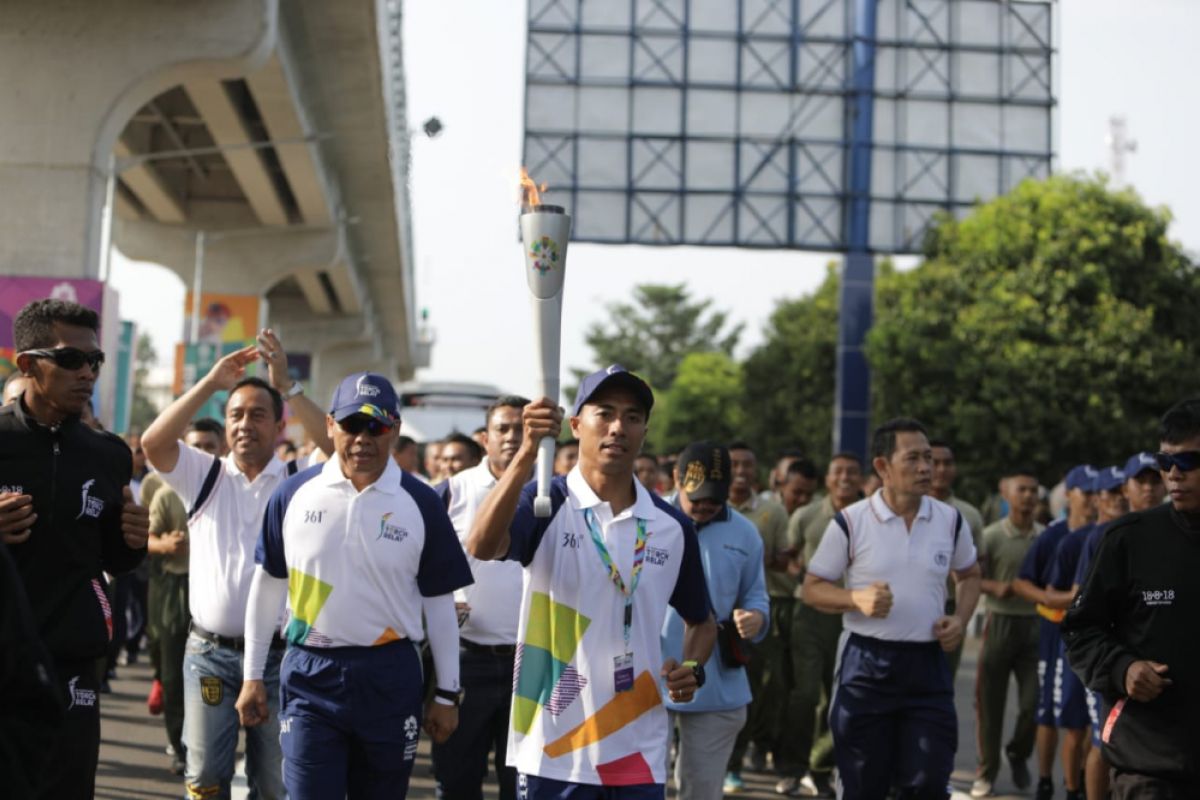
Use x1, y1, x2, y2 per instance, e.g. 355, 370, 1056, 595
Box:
1094, 466, 1126, 493
677, 441, 732, 503
1064, 464, 1098, 492
329, 372, 400, 423
571, 364, 654, 418
1123, 452, 1158, 479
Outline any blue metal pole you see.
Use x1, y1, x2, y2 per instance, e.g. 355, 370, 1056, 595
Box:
834, 0, 879, 461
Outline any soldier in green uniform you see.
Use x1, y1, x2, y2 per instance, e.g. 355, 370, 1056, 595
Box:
929, 440, 985, 677
777, 453, 864, 798
971, 468, 1043, 798
725, 442, 795, 792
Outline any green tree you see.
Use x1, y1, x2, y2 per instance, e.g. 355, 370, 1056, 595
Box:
575, 284, 742, 392
866, 173, 1200, 500
130, 332, 160, 432
651, 351, 744, 454
740, 264, 841, 462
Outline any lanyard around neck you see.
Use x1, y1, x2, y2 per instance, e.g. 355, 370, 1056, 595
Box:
582, 508, 649, 653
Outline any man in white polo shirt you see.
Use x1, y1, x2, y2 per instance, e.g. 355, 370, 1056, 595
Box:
142, 330, 331, 799
803, 418, 981, 800
235, 371, 473, 799
433, 393, 531, 800
467, 365, 717, 800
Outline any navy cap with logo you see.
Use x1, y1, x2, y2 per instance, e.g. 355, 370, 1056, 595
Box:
1064, 464, 1099, 492
1094, 466, 1126, 493
677, 441, 732, 503
1123, 452, 1159, 479
329, 372, 400, 423
571, 364, 655, 418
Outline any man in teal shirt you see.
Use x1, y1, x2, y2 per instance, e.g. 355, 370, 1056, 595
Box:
664, 441, 770, 800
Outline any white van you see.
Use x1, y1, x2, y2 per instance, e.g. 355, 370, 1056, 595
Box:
396, 381, 504, 442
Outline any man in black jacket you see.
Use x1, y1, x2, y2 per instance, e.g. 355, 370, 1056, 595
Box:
1063, 397, 1200, 799
0, 298, 150, 797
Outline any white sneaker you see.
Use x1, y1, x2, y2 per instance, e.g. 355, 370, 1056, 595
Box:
969, 778, 993, 798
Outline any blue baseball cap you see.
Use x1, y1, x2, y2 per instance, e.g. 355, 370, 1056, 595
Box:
329, 372, 400, 423
571, 364, 654, 418
1064, 464, 1099, 492
1123, 452, 1159, 479
1094, 466, 1126, 493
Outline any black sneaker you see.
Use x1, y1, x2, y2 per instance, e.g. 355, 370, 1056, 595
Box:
1035, 777, 1054, 800
170, 756, 186, 776
1008, 754, 1031, 791
1065, 790, 1084, 800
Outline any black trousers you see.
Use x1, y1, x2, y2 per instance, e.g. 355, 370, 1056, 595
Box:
1111, 769, 1200, 800
37, 658, 101, 799
432, 646, 517, 800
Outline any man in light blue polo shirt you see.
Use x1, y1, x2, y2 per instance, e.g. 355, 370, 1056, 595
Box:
804, 418, 981, 800
663, 441, 770, 800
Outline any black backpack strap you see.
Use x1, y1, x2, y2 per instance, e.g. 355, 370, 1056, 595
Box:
187, 457, 223, 522
833, 511, 851, 560
286, 460, 299, 477
953, 509, 964, 548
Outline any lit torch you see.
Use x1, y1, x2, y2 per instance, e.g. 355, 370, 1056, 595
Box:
519, 168, 571, 517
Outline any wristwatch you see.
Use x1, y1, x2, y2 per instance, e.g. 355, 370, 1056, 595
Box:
284, 381, 304, 399
434, 687, 464, 707
682, 659, 706, 689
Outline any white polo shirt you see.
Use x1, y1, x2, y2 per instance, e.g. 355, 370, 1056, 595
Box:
504, 468, 711, 787
440, 458, 525, 645
256, 456, 473, 648
157, 444, 295, 637
807, 490, 976, 642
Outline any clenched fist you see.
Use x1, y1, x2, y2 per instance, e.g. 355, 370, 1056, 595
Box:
852, 581, 893, 618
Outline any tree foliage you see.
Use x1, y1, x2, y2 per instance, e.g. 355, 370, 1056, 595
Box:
651, 351, 744, 454
866, 174, 1200, 499
740, 264, 840, 462
576, 284, 742, 392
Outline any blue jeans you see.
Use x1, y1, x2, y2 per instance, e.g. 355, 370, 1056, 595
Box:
183, 632, 285, 799
433, 647, 518, 800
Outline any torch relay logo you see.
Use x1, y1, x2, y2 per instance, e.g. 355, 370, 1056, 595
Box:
529, 235, 560, 275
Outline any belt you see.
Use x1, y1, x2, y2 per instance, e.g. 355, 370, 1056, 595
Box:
190, 622, 286, 652
461, 638, 516, 656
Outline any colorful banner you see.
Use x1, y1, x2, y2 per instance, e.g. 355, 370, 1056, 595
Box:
183, 292, 261, 345
112, 321, 136, 434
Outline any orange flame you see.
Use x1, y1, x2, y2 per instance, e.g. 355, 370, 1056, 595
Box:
518, 166, 547, 210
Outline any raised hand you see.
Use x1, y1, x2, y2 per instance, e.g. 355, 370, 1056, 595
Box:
204, 344, 260, 392
255, 328, 293, 394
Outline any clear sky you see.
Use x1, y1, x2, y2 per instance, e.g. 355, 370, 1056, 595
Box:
112, 0, 1200, 397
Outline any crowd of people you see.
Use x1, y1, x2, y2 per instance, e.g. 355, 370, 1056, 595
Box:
1, 296, 1197, 800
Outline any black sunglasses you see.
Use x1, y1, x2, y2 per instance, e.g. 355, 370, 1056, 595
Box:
20, 347, 105, 372
337, 414, 395, 437
1154, 450, 1200, 473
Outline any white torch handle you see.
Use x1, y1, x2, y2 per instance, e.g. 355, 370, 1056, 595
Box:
532, 295, 561, 518
520, 207, 570, 519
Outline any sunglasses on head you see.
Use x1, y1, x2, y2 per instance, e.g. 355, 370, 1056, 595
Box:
1154, 450, 1200, 473
337, 414, 394, 437
20, 347, 105, 372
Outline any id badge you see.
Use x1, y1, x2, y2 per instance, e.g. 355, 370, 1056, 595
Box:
613, 653, 634, 693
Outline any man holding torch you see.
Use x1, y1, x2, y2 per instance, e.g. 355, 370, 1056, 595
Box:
467, 367, 717, 800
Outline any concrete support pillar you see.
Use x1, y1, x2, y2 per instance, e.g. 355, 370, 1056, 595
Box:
311, 343, 382, 412
0, 0, 276, 278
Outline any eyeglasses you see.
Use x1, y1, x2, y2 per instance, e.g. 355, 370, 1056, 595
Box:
1154, 450, 1200, 473
19, 347, 105, 372
337, 414, 395, 437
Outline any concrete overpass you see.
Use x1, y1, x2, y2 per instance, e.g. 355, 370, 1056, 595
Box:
0, 0, 427, 405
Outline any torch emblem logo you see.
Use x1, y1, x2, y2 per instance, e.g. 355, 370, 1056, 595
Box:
529, 236, 560, 275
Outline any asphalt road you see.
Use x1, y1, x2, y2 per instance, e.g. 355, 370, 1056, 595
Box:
96, 632, 1058, 799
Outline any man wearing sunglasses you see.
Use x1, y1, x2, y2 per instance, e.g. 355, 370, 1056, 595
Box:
142, 328, 332, 800
235, 372, 472, 799
0, 298, 150, 797
1065, 399, 1200, 799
